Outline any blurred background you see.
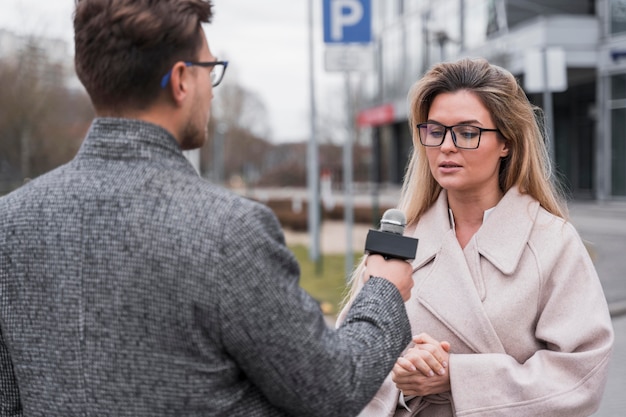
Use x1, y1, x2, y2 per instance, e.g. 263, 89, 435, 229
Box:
2, 0, 625, 227
1, 0, 626, 414
2, 0, 626, 199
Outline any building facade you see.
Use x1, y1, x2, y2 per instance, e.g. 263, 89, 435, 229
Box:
358, 0, 625, 201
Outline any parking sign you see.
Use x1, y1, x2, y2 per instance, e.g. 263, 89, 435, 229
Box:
323, 0, 371, 44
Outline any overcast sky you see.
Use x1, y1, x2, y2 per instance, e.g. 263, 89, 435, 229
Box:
0, 0, 343, 143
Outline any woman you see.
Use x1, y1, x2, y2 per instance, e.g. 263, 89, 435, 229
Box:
340, 58, 614, 416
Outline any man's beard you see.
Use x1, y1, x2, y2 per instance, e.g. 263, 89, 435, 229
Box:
179, 119, 208, 150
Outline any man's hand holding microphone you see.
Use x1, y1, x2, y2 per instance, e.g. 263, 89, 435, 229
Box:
363, 209, 419, 302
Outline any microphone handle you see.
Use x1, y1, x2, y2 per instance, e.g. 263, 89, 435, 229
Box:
364, 229, 418, 261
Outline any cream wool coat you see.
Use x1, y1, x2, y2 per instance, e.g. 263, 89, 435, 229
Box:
347, 187, 614, 417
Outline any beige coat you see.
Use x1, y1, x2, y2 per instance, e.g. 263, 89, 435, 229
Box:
348, 187, 614, 417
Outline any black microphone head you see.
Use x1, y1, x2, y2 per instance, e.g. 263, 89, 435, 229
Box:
380, 209, 406, 235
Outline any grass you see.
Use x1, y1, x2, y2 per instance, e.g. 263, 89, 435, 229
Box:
289, 244, 362, 317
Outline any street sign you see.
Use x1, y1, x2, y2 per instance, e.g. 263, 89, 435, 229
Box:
324, 44, 374, 72
524, 48, 567, 93
323, 0, 371, 44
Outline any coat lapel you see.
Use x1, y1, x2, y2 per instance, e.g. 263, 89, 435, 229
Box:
474, 187, 539, 275
408, 192, 450, 270
410, 190, 505, 354
415, 231, 505, 354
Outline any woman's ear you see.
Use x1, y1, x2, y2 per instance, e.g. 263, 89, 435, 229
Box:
500, 141, 510, 158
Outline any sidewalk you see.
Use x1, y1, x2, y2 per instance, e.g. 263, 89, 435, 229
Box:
593, 314, 626, 416
567, 200, 626, 315
568, 201, 626, 416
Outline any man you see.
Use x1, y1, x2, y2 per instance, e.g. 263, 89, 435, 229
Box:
0, 1, 415, 416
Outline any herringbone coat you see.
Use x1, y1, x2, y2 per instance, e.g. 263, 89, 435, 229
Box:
0, 118, 411, 417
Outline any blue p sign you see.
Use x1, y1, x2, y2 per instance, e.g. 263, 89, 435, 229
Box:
323, 0, 371, 44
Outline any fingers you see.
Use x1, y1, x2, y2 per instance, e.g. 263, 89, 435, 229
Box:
412, 332, 441, 346
394, 351, 438, 377
392, 373, 451, 397
407, 333, 450, 374
392, 333, 453, 397
392, 361, 452, 397
364, 254, 414, 301
365, 254, 412, 272
395, 356, 417, 373
412, 334, 450, 355
402, 348, 446, 377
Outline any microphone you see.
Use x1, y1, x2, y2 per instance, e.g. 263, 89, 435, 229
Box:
364, 209, 418, 261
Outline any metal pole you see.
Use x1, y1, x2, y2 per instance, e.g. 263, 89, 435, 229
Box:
459, 0, 465, 51
595, 71, 608, 201
372, 33, 383, 227
307, 0, 320, 263
371, 129, 380, 228
421, 10, 430, 73
344, 72, 354, 279
20, 125, 31, 181
212, 123, 225, 184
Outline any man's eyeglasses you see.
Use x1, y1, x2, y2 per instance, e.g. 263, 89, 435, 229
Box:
160, 60, 229, 89
417, 122, 500, 150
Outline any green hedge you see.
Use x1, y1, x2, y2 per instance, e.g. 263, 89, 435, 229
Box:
258, 198, 393, 231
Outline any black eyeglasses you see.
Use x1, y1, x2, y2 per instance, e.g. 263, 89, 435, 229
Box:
160, 60, 229, 89
417, 122, 500, 150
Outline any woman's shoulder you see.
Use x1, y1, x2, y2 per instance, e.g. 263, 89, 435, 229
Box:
530, 204, 586, 255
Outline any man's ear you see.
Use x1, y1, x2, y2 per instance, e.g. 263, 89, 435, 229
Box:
167, 62, 190, 107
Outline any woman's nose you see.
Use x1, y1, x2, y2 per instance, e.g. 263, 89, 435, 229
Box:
439, 130, 457, 152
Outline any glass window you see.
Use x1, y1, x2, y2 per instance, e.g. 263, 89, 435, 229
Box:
611, 108, 626, 195
611, 74, 626, 100
406, 18, 425, 82
381, 26, 404, 100
429, 0, 461, 60
464, 0, 490, 49
611, 0, 626, 35
610, 75, 626, 196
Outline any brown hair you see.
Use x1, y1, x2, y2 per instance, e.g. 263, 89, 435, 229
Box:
402, 57, 566, 224
73, 0, 214, 111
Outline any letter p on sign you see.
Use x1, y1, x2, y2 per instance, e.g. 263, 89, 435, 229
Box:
323, 0, 371, 44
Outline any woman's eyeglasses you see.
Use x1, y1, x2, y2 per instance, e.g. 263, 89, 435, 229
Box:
417, 122, 500, 149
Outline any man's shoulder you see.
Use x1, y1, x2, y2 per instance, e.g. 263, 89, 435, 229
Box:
181, 177, 268, 211
176, 178, 276, 228
0, 165, 69, 205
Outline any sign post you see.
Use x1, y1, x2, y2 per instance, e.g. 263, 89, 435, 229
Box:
323, 0, 372, 279
524, 47, 567, 164
307, 0, 320, 267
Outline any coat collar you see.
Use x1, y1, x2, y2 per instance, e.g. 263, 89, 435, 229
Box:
406, 187, 539, 353
76, 117, 197, 176
474, 187, 539, 274
409, 186, 539, 275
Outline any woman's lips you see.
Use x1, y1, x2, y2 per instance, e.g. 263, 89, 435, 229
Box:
438, 161, 462, 173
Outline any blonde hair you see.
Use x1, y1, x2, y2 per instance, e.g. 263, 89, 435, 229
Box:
342, 57, 566, 308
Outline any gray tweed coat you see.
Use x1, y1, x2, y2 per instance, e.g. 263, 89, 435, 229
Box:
0, 118, 411, 417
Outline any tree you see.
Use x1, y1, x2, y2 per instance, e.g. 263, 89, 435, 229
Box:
0, 37, 93, 192
211, 82, 271, 139
202, 80, 273, 187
